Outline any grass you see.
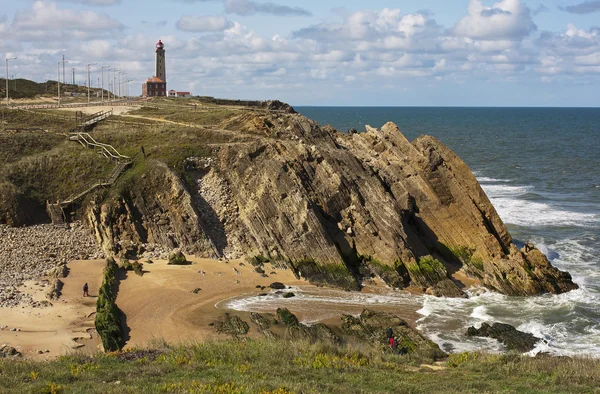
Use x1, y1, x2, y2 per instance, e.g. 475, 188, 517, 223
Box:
448, 245, 485, 275
406, 256, 448, 287
0, 340, 598, 393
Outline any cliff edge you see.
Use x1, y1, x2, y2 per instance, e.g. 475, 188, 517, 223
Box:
83, 107, 577, 297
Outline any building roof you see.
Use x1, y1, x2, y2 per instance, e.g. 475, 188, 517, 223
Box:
146, 76, 165, 83
177, 92, 191, 95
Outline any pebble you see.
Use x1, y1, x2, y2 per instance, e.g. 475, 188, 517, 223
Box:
0, 222, 104, 308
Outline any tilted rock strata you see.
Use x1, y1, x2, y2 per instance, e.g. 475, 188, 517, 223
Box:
86, 112, 577, 297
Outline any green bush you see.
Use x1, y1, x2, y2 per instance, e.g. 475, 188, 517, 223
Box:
448, 245, 485, 274
247, 255, 270, 267
94, 258, 125, 352
292, 258, 359, 291
168, 251, 190, 265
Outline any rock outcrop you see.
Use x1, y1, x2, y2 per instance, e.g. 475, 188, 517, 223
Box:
86, 110, 577, 297
341, 309, 445, 357
466, 322, 541, 353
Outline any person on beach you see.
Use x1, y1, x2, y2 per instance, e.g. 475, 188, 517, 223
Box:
82, 283, 89, 297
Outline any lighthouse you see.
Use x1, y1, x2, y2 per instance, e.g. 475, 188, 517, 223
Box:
156, 40, 166, 83
142, 39, 167, 97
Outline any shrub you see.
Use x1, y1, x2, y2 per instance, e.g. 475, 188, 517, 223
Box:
406, 256, 448, 286
292, 258, 359, 291
248, 255, 270, 267
95, 258, 125, 352
168, 251, 190, 265
448, 245, 485, 275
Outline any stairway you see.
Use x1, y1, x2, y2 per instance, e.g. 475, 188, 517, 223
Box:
48, 133, 132, 226
73, 110, 112, 132
47, 201, 66, 228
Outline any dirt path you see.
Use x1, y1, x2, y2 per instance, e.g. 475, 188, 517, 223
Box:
0, 260, 105, 359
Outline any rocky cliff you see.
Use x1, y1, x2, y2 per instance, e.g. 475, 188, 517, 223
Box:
86, 110, 577, 297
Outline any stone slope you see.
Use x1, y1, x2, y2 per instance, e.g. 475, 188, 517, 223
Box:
86, 111, 577, 297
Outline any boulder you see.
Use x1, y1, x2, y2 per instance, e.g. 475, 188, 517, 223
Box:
466, 322, 540, 353
277, 308, 299, 327
212, 314, 250, 338
269, 282, 286, 290
167, 251, 190, 266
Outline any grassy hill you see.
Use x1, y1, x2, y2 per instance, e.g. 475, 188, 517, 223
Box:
0, 78, 107, 100
0, 339, 598, 393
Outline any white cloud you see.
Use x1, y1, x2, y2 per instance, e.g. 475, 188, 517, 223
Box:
13, 1, 123, 31
55, 0, 121, 4
453, 0, 536, 40
176, 16, 233, 32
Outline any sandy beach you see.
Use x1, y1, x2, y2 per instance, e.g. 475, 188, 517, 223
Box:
114, 257, 306, 347
0, 254, 431, 359
0, 260, 104, 359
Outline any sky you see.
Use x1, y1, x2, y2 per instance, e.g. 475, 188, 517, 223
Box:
1, 0, 600, 106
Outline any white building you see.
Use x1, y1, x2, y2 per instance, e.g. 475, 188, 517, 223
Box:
168, 90, 191, 98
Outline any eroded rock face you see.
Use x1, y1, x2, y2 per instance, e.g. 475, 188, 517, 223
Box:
86, 113, 577, 297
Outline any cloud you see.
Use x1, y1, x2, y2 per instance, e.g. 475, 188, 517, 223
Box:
176, 15, 233, 32
171, 0, 311, 16
13, 1, 123, 32
142, 20, 168, 28
55, 0, 121, 4
453, 0, 536, 40
223, 0, 311, 16
4, 1, 600, 104
560, 0, 600, 14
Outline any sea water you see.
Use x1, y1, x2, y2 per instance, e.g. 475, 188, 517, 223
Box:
225, 107, 600, 356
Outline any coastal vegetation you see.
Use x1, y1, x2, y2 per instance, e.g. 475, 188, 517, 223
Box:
291, 257, 360, 291
94, 258, 125, 352
0, 339, 598, 393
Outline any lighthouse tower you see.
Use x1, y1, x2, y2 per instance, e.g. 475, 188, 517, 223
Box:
142, 39, 167, 97
156, 40, 166, 83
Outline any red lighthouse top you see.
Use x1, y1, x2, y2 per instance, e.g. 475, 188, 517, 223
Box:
156, 40, 164, 49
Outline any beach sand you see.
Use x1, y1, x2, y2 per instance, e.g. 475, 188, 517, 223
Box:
0, 256, 431, 358
114, 257, 305, 348
0, 260, 105, 359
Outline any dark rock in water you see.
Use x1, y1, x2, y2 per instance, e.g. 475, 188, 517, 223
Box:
466, 322, 540, 352
275, 308, 339, 344
341, 309, 445, 358
258, 293, 268, 297
212, 314, 250, 337
282, 292, 295, 298
425, 279, 466, 298
277, 308, 299, 327
270, 282, 286, 290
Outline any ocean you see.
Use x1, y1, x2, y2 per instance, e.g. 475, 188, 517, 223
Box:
226, 107, 600, 356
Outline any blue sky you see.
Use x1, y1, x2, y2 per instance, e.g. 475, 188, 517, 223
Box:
2, 0, 600, 106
